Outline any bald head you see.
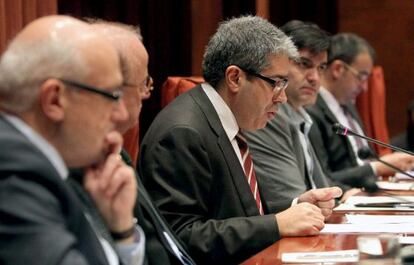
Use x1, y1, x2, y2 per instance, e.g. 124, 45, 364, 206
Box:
92, 22, 149, 133
0, 15, 122, 113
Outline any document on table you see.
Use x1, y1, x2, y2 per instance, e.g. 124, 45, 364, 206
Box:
321, 223, 414, 234
334, 196, 414, 211
281, 249, 359, 263
376, 181, 414, 190
346, 214, 414, 224
395, 170, 414, 180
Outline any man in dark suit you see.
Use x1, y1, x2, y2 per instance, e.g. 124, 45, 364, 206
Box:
139, 16, 342, 265
307, 33, 414, 189
93, 21, 195, 265
246, 21, 358, 209
0, 16, 144, 265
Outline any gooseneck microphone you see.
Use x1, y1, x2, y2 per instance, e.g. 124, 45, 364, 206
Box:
357, 146, 414, 179
332, 123, 414, 156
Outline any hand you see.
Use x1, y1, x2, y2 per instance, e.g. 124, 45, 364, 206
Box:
298, 187, 342, 219
83, 131, 137, 240
276, 202, 325, 237
374, 152, 414, 176
339, 188, 361, 203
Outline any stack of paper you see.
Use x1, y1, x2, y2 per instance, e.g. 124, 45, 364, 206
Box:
335, 196, 414, 211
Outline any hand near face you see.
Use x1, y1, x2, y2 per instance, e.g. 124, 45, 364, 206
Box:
298, 187, 342, 219
275, 202, 325, 237
84, 131, 137, 237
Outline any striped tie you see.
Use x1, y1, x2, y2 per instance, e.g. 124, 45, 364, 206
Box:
236, 132, 264, 215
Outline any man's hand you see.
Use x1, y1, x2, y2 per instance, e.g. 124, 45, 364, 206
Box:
276, 203, 325, 237
84, 131, 137, 241
298, 187, 342, 219
374, 152, 414, 176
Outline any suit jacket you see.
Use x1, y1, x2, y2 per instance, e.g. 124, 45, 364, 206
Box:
245, 103, 332, 212
121, 150, 196, 265
0, 116, 110, 265
138, 85, 280, 265
306, 94, 377, 189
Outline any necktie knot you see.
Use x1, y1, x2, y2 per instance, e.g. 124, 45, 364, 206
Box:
235, 132, 248, 153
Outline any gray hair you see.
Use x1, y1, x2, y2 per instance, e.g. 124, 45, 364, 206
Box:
328, 33, 376, 65
0, 36, 88, 113
89, 20, 142, 83
202, 15, 298, 88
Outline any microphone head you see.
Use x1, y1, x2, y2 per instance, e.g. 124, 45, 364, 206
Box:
332, 123, 347, 135
357, 147, 375, 160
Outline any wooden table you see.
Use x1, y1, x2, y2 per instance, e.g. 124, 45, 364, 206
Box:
241, 190, 414, 265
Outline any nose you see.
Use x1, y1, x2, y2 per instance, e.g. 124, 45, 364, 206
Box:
307, 68, 320, 87
112, 98, 129, 123
273, 88, 287, 103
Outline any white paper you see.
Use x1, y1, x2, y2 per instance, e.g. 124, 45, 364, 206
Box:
357, 237, 383, 255
376, 181, 414, 191
281, 249, 359, 263
334, 196, 414, 211
395, 170, 414, 180
399, 236, 414, 244
346, 214, 414, 224
321, 223, 414, 234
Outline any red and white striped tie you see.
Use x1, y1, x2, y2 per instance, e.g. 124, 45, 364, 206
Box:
236, 132, 264, 215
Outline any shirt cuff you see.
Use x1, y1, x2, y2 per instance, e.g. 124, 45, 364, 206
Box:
116, 225, 146, 265
291, 197, 299, 206
369, 162, 378, 175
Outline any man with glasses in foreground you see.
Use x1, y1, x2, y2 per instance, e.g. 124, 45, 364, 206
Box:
307, 33, 414, 188
139, 16, 342, 265
0, 16, 145, 265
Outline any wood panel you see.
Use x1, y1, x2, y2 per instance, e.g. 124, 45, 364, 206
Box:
337, 0, 414, 137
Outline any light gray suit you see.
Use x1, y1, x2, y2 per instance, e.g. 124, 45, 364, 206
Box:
246, 103, 331, 213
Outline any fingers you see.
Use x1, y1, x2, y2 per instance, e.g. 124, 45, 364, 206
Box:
314, 187, 343, 201
105, 131, 123, 155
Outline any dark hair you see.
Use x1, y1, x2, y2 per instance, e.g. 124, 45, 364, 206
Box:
280, 20, 330, 54
328, 33, 376, 65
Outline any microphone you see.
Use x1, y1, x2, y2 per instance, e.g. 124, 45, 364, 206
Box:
332, 123, 414, 156
357, 146, 414, 179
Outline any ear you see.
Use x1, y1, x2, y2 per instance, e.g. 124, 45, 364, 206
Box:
38, 79, 66, 122
224, 65, 243, 93
330, 59, 345, 79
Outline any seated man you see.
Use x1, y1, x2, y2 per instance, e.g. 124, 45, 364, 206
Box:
139, 15, 342, 265
0, 16, 144, 265
307, 33, 414, 188
92, 21, 196, 265
246, 20, 355, 210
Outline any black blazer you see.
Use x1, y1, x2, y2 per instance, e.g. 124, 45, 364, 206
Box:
306, 94, 377, 189
0, 116, 110, 265
139, 85, 280, 265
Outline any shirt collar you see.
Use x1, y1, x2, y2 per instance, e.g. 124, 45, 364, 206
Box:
201, 83, 239, 141
1, 112, 69, 179
319, 86, 342, 115
283, 103, 313, 134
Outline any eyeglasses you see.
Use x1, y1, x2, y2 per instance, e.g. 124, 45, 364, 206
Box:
341, 61, 371, 83
238, 66, 289, 95
123, 75, 154, 92
60, 79, 123, 101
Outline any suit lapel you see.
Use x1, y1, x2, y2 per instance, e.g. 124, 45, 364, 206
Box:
316, 95, 359, 164
189, 86, 260, 216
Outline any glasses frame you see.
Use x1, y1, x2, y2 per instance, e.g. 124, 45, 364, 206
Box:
237, 66, 288, 95
60, 79, 123, 101
341, 61, 370, 83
